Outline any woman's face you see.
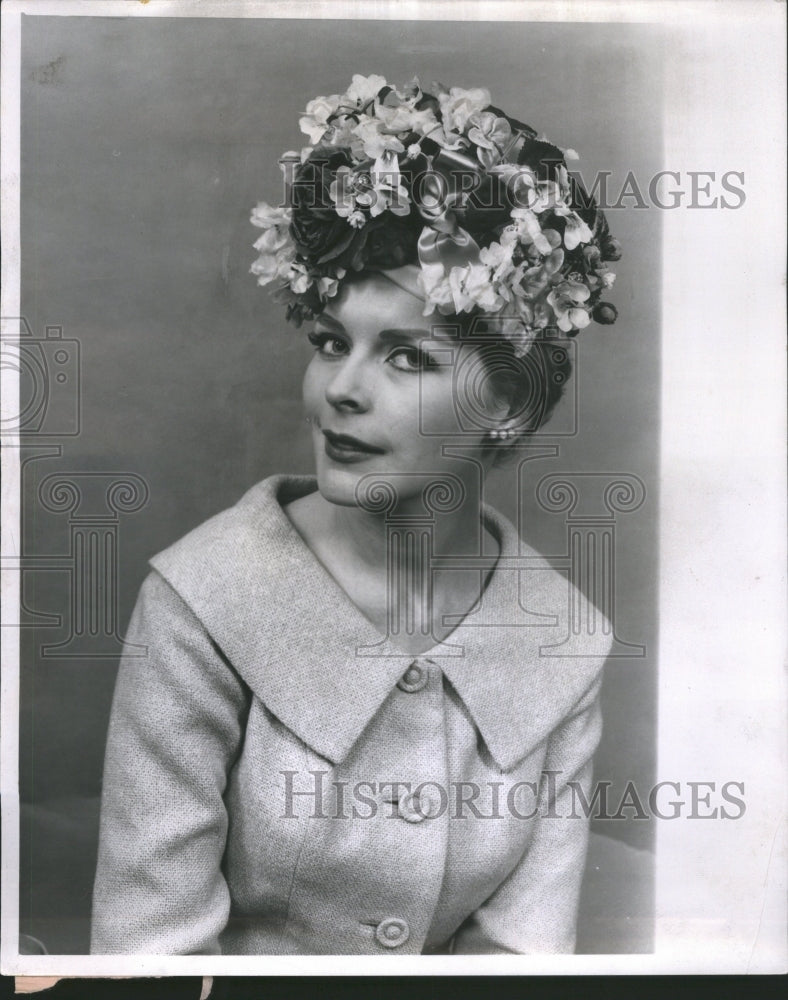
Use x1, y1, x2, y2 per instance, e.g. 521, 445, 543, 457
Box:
302, 274, 507, 509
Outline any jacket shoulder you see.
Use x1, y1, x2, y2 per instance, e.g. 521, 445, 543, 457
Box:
147, 476, 297, 607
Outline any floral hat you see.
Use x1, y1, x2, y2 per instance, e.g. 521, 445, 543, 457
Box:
250, 74, 620, 356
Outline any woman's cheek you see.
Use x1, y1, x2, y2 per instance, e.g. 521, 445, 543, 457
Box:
302, 357, 323, 413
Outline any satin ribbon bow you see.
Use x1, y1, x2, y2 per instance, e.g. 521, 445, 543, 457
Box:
414, 158, 481, 276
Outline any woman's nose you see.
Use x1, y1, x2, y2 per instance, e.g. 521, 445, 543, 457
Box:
324, 356, 371, 412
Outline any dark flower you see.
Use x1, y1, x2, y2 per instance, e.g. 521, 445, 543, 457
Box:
363, 214, 420, 269
593, 301, 619, 324
486, 106, 538, 142
290, 148, 363, 264
600, 234, 622, 262
517, 137, 566, 180
414, 90, 441, 117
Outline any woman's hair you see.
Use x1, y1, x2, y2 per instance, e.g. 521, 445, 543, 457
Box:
449, 310, 573, 461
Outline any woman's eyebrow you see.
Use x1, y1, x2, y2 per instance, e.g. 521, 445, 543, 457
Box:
379, 328, 445, 344
314, 314, 346, 333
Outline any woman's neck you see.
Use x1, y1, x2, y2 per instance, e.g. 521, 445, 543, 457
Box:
285, 483, 498, 654
329, 489, 487, 566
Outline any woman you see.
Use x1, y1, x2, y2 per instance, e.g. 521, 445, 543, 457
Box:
91, 75, 621, 956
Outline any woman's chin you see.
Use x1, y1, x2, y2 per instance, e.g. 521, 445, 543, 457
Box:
313, 462, 371, 508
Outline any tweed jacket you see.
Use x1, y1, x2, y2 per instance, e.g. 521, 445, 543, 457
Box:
91, 475, 611, 956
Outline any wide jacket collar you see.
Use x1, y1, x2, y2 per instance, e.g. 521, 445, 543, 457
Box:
150, 475, 607, 772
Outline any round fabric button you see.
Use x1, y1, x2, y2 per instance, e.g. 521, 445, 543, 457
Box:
375, 917, 410, 948
397, 661, 429, 693
399, 790, 441, 823
398, 791, 428, 824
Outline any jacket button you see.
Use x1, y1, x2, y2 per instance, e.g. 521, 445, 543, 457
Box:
398, 790, 438, 823
397, 660, 429, 693
375, 917, 410, 948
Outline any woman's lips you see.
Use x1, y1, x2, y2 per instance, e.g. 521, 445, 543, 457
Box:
322, 429, 385, 464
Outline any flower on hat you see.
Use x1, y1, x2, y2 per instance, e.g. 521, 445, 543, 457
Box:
299, 95, 342, 144
437, 85, 492, 135
510, 208, 556, 256
250, 203, 297, 285
352, 116, 407, 159
365, 152, 410, 217
467, 111, 512, 169
547, 278, 593, 333
346, 73, 388, 107
251, 76, 621, 343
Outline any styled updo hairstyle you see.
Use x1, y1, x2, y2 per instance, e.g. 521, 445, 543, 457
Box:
447, 311, 573, 461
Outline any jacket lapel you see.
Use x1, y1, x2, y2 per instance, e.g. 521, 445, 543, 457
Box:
149, 475, 607, 772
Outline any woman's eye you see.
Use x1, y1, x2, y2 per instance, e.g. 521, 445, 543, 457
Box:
388, 347, 438, 372
308, 331, 349, 357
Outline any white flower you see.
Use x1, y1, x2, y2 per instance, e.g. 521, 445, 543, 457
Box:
250, 244, 295, 287
253, 227, 289, 254
446, 266, 472, 312
479, 239, 516, 285
552, 206, 593, 250
375, 101, 436, 135
528, 180, 562, 215
346, 73, 388, 107
352, 116, 405, 159
511, 208, 555, 256
446, 263, 504, 314
364, 151, 410, 218
490, 164, 539, 211
317, 269, 345, 299
250, 203, 294, 284
497, 317, 536, 358
419, 262, 454, 315
250, 253, 279, 285
467, 111, 512, 168
547, 278, 592, 333
287, 261, 313, 295
419, 122, 468, 151
329, 165, 358, 218
463, 263, 505, 312
299, 94, 341, 144
322, 117, 360, 150
250, 201, 291, 231
438, 86, 491, 135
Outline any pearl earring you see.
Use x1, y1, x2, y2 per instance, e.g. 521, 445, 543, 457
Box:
489, 427, 515, 441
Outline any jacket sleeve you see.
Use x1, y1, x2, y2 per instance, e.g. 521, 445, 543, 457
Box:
452, 674, 604, 954
91, 570, 249, 954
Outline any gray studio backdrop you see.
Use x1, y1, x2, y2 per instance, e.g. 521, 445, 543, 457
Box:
18, 15, 662, 953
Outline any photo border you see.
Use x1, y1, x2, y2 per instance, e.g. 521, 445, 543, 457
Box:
2, 0, 785, 979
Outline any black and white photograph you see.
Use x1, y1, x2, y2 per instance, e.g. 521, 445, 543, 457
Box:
1, 0, 785, 981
